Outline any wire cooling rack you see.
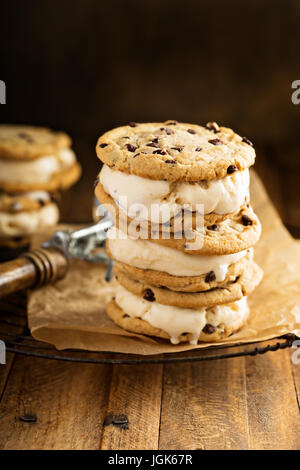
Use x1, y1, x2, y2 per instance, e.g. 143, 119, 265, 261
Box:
0, 293, 296, 365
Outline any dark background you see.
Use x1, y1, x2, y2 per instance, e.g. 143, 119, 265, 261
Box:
0, 0, 300, 234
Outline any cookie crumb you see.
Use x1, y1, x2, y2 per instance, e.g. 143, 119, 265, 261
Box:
206, 122, 220, 133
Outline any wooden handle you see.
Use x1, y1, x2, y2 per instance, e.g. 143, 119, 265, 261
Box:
0, 248, 69, 299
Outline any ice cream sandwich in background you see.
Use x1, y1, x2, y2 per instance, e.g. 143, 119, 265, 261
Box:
0, 125, 81, 261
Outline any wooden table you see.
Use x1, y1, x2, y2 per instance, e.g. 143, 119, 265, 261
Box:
0, 156, 300, 450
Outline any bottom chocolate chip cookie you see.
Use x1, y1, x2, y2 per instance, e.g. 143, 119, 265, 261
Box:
107, 285, 250, 344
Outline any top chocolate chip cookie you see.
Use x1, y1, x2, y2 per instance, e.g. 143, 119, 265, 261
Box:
96, 121, 255, 181
0, 125, 71, 160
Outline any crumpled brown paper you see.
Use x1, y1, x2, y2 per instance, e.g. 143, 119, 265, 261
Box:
28, 171, 300, 355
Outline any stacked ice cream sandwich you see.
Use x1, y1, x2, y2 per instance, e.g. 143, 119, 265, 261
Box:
95, 121, 263, 345
0, 125, 81, 261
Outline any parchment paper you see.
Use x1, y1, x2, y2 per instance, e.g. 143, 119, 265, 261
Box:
28, 171, 300, 355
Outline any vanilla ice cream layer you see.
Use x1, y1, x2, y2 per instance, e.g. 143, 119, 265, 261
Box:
107, 228, 247, 281
115, 285, 249, 345
0, 148, 76, 184
0, 203, 59, 237
100, 164, 249, 223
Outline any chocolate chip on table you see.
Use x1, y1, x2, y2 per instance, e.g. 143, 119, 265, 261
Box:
104, 413, 129, 430
19, 413, 37, 423
10, 201, 22, 212
99, 143, 108, 148
208, 138, 222, 145
129, 122, 138, 127
207, 224, 219, 231
206, 121, 220, 133
242, 136, 253, 146
126, 143, 137, 152
195, 147, 202, 151
205, 271, 216, 283
187, 128, 196, 134
153, 149, 167, 155
202, 324, 216, 334
165, 159, 176, 164
143, 288, 155, 301
171, 146, 183, 152
227, 164, 237, 174
241, 214, 253, 226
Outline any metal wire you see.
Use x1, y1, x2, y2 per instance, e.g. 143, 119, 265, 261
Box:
0, 298, 296, 365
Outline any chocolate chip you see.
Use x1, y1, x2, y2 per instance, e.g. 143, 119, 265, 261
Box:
10, 201, 22, 212
160, 127, 173, 135
165, 159, 176, 164
241, 214, 253, 226
242, 136, 253, 147
126, 143, 137, 152
18, 133, 34, 143
99, 143, 108, 148
38, 199, 45, 207
171, 146, 183, 152
129, 122, 138, 127
153, 149, 167, 155
207, 224, 219, 231
147, 142, 159, 148
187, 128, 196, 134
227, 165, 237, 174
195, 147, 202, 151
151, 137, 159, 144
206, 122, 220, 133
202, 324, 216, 334
104, 413, 129, 430
19, 413, 37, 423
205, 271, 216, 283
123, 314, 130, 318
208, 138, 222, 145
165, 120, 177, 125
133, 153, 141, 158
143, 288, 155, 302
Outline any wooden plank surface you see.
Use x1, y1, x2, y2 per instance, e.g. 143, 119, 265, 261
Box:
159, 358, 249, 450
100, 364, 163, 450
245, 349, 300, 450
0, 356, 112, 450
